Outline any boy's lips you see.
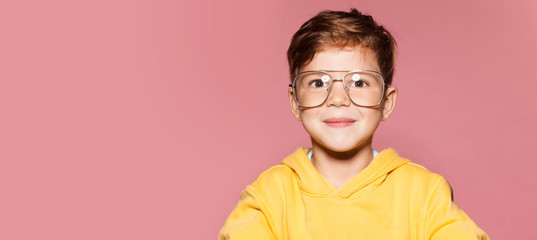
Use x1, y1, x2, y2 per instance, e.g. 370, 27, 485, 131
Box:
323, 118, 356, 128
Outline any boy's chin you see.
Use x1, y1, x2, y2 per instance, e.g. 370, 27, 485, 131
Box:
326, 146, 365, 154
313, 139, 370, 154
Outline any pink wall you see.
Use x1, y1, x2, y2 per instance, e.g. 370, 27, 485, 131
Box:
1, 0, 536, 239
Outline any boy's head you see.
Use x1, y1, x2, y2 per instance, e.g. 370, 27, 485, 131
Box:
287, 9, 399, 153
287, 9, 397, 85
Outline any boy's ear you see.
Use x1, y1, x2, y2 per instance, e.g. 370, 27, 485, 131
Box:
380, 86, 398, 121
289, 87, 302, 121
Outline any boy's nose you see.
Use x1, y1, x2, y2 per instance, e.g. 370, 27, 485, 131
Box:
326, 80, 351, 107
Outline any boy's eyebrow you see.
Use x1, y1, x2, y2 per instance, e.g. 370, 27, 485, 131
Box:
299, 70, 383, 74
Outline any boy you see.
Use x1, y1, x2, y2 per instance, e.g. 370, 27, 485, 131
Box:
219, 9, 488, 239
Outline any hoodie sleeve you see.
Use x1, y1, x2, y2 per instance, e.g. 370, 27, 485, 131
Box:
423, 177, 489, 240
218, 186, 276, 240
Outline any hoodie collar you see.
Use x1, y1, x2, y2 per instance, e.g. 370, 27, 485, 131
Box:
282, 147, 410, 198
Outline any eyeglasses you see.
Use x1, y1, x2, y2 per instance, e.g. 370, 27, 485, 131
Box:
289, 70, 387, 108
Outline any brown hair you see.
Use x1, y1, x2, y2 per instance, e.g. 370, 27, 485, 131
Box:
287, 9, 397, 85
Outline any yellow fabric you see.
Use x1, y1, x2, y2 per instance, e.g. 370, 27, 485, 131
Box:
219, 148, 489, 240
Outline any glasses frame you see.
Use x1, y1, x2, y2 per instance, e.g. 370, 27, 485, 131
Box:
289, 70, 388, 108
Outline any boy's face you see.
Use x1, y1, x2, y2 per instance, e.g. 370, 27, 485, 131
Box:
289, 47, 398, 152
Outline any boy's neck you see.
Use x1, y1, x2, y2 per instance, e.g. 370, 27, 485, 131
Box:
310, 139, 375, 189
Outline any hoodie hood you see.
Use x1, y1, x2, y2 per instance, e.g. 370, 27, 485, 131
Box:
282, 147, 410, 198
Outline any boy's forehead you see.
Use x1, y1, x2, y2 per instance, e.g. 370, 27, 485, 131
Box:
303, 46, 380, 72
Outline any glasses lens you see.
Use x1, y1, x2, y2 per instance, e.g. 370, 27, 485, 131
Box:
344, 71, 384, 106
294, 72, 331, 107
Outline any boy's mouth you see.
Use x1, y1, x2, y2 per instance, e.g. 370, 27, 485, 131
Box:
323, 118, 356, 128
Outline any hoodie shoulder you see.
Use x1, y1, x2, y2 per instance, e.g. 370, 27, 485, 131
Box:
389, 157, 447, 196
246, 149, 307, 201
249, 147, 311, 190
395, 160, 444, 180
250, 164, 296, 189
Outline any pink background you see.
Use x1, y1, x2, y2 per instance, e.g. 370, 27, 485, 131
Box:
1, 0, 536, 239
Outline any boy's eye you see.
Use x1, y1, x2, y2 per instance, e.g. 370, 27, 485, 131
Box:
308, 75, 330, 88
310, 80, 327, 88
349, 74, 368, 87
350, 80, 368, 87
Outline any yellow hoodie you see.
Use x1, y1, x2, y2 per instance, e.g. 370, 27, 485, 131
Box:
219, 148, 489, 240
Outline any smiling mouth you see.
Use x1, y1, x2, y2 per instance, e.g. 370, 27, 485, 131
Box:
323, 118, 356, 128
